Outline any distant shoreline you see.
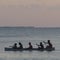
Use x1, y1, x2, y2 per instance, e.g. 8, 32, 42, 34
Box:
0, 26, 60, 28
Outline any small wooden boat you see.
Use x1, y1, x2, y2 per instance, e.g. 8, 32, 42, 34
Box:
4, 47, 55, 51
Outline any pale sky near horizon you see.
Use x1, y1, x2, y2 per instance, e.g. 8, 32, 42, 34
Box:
0, 0, 60, 27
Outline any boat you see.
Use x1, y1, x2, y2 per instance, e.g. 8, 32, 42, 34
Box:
4, 47, 55, 51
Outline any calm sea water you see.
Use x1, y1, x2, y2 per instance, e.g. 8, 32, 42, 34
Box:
0, 27, 60, 60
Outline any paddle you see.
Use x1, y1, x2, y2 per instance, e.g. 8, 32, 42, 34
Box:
9, 46, 13, 47
36, 43, 40, 47
42, 41, 48, 44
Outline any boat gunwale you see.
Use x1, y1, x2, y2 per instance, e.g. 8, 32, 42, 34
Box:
4, 47, 55, 51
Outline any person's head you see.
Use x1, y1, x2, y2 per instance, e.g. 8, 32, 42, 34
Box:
29, 42, 31, 45
14, 43, 17, 46
40, 42, 42, 45
48, 40, 50, 43
19, 42, 22, 45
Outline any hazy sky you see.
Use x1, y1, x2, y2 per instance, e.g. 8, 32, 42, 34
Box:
0, 0, 60, 27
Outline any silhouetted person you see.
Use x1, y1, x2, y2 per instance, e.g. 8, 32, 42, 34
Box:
28, 42, 33, 49
36, 42, 44, 50
43, 40, 53, 49
13, 43, 17, 49
19, 42, 23, 49
46, 40, 53, 49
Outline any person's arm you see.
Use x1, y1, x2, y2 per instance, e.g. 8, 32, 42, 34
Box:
43, 41, 47, 44
36, 43, 40, 46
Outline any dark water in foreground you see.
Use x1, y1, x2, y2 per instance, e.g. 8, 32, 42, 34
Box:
0, 27, 60, 60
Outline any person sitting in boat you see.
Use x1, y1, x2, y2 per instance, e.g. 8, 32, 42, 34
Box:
43, 40, 53, 49
13, 43, 17, 49
36, 42, 44, 50
28, 42, 33, 49
47, 40, 53, 49
18, 42, 23, 49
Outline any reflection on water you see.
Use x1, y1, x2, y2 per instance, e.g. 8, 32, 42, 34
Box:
0, 51, 59, 60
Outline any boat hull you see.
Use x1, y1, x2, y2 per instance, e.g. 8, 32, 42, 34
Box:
4, 47, 55, 51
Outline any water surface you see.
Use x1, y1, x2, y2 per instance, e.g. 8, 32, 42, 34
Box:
0, 27, 60, 60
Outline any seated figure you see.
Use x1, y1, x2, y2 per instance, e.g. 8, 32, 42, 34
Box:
43, 40, 53, 49
36, 42, 44, 50
13, 43, 17, 49
18, 42, 23, 49
28, 42, 33, 49
46, 40, 53, 49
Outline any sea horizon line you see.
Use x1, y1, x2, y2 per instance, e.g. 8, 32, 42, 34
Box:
0, 26, 60, 28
